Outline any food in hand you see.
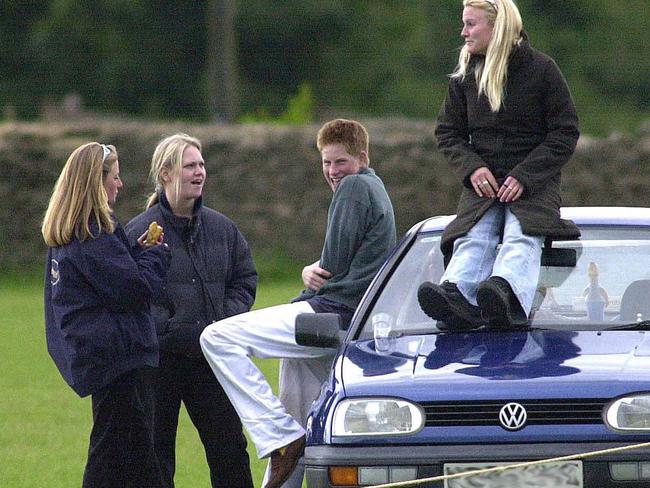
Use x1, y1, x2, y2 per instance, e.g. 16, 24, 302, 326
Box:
145, 221, 163, 245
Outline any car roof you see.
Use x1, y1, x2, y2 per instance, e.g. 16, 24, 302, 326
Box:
416, 206, 650, 233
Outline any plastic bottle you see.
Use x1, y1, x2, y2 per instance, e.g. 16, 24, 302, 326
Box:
584, 262, 607, 321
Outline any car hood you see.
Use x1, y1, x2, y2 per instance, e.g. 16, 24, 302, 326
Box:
340, 330, 650, 400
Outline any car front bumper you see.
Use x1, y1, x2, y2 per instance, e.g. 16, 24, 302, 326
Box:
304, 442, 650, 487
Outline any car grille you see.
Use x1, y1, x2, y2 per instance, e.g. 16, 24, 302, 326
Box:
420, 399, 608, 426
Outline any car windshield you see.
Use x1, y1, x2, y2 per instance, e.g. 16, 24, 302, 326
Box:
359, 226, 650, 338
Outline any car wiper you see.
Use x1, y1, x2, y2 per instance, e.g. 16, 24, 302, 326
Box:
436, 324, 552, 333
486, 325, 557, 332
602, 320, 650, 331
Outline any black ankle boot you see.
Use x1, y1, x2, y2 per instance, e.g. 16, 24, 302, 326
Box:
477, 276, 528, 328
418, 281, 484, 330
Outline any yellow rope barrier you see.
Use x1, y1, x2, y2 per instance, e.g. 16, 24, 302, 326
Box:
368, 441, 650, 488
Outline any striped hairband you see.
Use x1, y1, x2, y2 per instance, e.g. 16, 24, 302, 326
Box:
485, 0, 498, 11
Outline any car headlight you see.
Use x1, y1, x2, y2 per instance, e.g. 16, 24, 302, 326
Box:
606, 394, 650, 431
332, 398, 424, 437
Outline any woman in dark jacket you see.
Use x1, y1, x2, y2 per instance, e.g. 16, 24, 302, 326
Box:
42, 142, 170, 487
125, 133, 257, 488
418, 0, 580, 329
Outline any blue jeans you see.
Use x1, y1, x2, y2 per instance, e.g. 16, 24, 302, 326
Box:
441, 204, 544, 315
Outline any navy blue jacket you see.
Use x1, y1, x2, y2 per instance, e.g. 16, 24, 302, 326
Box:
44, 220, 171, 397
125, 194, 257, 357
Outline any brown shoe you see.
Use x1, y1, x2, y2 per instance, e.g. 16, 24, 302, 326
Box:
264, 435, 306, 488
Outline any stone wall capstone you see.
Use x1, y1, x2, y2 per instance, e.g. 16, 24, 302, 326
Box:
2, 118, 649, 271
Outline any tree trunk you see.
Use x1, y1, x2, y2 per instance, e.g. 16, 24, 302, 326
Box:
206, 0, 239, 121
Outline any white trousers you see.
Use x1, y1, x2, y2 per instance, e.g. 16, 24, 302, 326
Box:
199, 301, 336, 464
262, 356, 333, 488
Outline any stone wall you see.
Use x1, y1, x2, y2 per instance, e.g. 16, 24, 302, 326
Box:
2, 118, 649, 270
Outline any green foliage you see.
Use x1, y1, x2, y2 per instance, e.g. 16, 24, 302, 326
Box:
282, 84, 315, 124
240, 83, 315, 124
0, 270, 302, 487
1, 0, 649, 134
519, 0, 650, 135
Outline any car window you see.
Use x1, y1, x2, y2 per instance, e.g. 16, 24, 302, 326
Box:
359, 226, 650, 339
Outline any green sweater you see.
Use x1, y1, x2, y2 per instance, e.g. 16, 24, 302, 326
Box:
295, 167, 396, 309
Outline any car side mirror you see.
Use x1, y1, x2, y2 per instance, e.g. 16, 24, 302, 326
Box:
295, 313, 344, 348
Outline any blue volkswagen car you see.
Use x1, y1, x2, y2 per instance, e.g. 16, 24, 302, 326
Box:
297, 207, 650, 488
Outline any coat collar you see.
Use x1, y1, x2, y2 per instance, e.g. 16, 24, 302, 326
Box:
159, 191, 203, 233
508, 31, 533, 72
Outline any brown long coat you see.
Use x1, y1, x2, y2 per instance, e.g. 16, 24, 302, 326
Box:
436, 35, 580, 260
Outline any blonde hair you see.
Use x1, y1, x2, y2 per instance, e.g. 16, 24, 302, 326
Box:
452, 0, 523, 112
316, 119, 369, 162
42, 143, 117, 247
146, 133, 202, 209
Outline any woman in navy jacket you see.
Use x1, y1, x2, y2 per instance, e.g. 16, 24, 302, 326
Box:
126, 134, 257, 488
42, 142, 170, 488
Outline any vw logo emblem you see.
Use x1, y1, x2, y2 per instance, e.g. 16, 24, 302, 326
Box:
499, 402, 527, 431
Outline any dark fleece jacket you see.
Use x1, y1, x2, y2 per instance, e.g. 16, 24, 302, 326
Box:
126, 194, 257, 357
435, 33, 581, 259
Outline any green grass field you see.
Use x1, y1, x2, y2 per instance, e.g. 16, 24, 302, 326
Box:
0, 272, 304, 487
